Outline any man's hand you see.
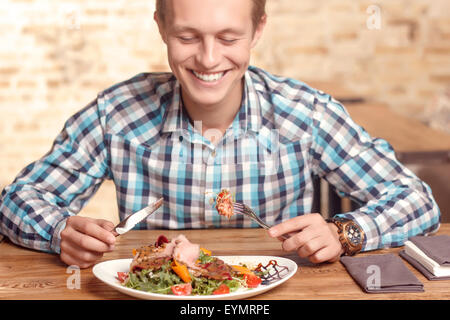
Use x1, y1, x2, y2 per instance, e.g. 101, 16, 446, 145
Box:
268, 213, 344, 264
60, 216, 116, 269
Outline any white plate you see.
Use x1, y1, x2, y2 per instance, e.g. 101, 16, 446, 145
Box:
92, 256, 298, 300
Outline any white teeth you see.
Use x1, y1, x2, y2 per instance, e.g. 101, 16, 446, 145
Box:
192, 70, 225, 82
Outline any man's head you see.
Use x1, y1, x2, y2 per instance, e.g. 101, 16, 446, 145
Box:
155, 0, 266, 34
154, 0, 267, 112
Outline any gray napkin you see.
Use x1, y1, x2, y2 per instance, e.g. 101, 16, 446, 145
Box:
399, 250, 450, 281
340, 254, 424, 293
409, 235, 450, 266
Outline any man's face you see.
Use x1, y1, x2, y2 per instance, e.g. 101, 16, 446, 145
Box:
155, 0, 265, 110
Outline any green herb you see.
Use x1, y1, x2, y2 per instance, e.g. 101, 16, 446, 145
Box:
122, 258, 250, 296
190, 276, 243, 295
198, 250, 214, 264
124, 261, 182, 294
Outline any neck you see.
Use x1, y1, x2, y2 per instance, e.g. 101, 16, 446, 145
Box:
181, 80, 244, 139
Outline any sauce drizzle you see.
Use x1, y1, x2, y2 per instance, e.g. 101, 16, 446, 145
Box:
254, 259, 290, 285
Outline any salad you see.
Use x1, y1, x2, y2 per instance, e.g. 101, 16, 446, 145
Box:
117, 234, 264, 296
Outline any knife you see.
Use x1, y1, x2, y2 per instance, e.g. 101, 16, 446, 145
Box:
113, 197, 164, 235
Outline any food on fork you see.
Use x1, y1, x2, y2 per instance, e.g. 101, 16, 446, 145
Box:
215, 189, 234, 218
117, 234, 263, 296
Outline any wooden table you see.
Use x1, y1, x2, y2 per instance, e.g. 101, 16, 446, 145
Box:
1, 224, 449, 300
346, 103, 450, 164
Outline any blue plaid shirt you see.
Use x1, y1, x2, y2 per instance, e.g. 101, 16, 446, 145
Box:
0, 66, 440, 254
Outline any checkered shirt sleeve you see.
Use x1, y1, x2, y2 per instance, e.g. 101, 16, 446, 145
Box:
308, 92, 440, 250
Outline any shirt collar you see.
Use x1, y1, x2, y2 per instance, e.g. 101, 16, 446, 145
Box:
243, 69, 263, 133
161, 81, 186, 134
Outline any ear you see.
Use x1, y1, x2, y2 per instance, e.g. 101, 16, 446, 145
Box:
251, 14, 267, 49
154, 11, 167, 44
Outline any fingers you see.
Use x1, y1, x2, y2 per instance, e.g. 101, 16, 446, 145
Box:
268, 214, 318, 239
268, 214, 343, 264
67, 216, 116, 246
281, 224, 318, 252
296, 235, 326, 258
99, 219, 119, 237
306, 244, 342, 264
295, 235, 342, 263
62, 224, 115, 253
60, 216, 116, 269
268, 213, 325, 247
60, 240, 103, 269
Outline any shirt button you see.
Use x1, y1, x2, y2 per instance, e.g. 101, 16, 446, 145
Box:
211, 150, 216, 158
205, 190, 215, 205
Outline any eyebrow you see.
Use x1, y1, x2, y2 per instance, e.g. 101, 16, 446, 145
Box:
171, 25, 246, 36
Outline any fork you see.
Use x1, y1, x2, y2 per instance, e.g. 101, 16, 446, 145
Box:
233, 202, 289, 240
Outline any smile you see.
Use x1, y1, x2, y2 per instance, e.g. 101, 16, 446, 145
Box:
192, 70, 226, 82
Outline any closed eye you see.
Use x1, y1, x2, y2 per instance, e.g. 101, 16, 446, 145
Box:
219, 38, 239, 45
177, 36, 198, 43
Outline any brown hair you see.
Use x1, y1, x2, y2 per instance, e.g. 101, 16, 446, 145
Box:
156, 0, 266, 30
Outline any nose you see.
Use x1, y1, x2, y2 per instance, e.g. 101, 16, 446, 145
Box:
196, 36, 220, 69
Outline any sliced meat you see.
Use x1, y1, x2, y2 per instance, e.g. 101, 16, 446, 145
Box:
131, 256, 171, 272
172, 235, 200, 268
129, 242, 173, 272
193, 258, 238, 280
129, 234, 200, 272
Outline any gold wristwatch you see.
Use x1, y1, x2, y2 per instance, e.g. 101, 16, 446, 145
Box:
326, 217, 364, 256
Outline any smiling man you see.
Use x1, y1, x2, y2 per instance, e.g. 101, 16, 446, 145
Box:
0, 0, 441, 268
155, 0, 266, 136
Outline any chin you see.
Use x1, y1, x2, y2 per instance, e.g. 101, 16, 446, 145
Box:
187, 92, 227, 108
182, 81, 230, 106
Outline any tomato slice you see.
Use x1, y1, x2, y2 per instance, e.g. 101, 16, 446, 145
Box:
155, 235, 169, 247
243, 273, 262, 288
213, 284, 230, 295
116, 272, 128, 283
171, 283, 193, 296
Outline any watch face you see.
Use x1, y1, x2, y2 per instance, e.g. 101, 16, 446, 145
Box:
345, 224, 362, 246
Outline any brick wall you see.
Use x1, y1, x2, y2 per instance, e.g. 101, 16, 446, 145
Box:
1, 0, 449, 222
